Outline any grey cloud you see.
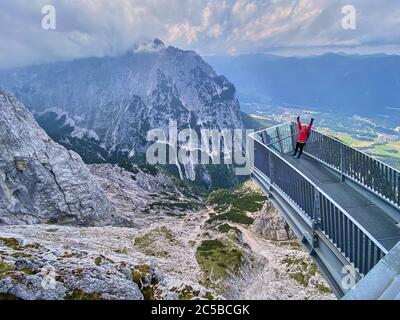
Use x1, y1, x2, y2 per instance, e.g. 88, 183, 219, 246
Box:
0, 0, 399, 69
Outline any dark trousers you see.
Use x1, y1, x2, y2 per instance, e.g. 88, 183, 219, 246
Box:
293, 142, 306, 157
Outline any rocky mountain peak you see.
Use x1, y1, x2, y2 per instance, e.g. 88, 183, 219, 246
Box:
0, 45, 244, 182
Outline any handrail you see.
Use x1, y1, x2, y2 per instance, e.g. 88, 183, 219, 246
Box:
273, 140, 388, 253
253, 121, 400, 209
267, 134, 295, 147
250, 120, 293, 137
304, 125, 400, 209
250, 129, 389, 256
253, 120, 400, 176
249, 121, 293, 139
308, 125, 400, 175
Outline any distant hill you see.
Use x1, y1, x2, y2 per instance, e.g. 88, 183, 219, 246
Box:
240, 111, 264, 131
206, 53, 400, 116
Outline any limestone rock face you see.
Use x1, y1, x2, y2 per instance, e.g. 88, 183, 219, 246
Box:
0, 90, 115, 226
252, 202, 295, 241
0, 41, 244, 181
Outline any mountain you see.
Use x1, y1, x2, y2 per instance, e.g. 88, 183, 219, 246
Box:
206, 53, 400, 115
0, 88, 333, 301
0, 40, 244, 184
0, 89, 114, 226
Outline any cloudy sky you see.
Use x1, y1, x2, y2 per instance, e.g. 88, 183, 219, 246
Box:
0, 0, 399, 68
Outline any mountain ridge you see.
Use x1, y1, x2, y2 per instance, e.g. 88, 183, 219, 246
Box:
206, 53, 400, 115
0, 42, 245, 183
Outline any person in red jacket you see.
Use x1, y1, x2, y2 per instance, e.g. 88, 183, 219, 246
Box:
292, 116, 314, 159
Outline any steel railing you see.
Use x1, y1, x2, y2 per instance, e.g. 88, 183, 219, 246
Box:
250, 122, 389, 275
304, 128, 400, 209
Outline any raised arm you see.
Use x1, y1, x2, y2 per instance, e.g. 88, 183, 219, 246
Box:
297, 116, 302, 130
308, 118, 314, 131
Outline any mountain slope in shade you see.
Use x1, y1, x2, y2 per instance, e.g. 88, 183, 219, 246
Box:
0, 40, 244, 181
0, 89, 114, 225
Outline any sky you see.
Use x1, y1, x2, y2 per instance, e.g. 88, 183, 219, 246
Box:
0, 0, 399, 68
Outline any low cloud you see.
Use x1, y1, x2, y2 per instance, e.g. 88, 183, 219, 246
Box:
0, 0, 399, 68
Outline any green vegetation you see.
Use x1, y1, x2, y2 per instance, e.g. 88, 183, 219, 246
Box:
317, 283, 332, 294
134, 226, 178, 257
217, 224, 240, 234
61, 252, 76, 259
0, 259, 13, 278
94, 256, 102, 266
138, 163, 159, 176
131, 264, 160, 300
282, 255, 331, 294
195, 165, 239, 191
66, 289, 102, 300
216, 223, 242, 242
0, 237, 41, 251
10, 252, 32, 259
249, 114, 278, 128
0, 293, 18, 300
208, 211, 254, 225
131, 264, 150, 286
283, 256, 316, 287
275, 240, 302, 250
336, 133, 373, 148
206, 186, 266, 225
19, 268, 38, 276
204, 292, 214, 300
73, 268, 84, 275
0, 237, 20, 250
117, 159, 160, 176
117, 160, 139, 174
196, 239, 243, 288
0, 257, 39, 280
149, 200, 199, 212
372, 141, 400, 158
177, 285, 201, 300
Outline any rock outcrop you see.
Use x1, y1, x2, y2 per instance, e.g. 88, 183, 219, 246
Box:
252, 202, 295, 241
89, 163, 202, 228
0, 90, 114, 226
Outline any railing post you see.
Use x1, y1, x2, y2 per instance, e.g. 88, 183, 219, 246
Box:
290, 123, 295, 152
275, 127, 283, 154
312, 191, 321, 248
269, 151, 274, 184
340, 144, 345, 183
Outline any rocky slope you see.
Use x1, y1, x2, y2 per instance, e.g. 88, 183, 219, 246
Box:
0, 177, 335, 300
0, 40, 244, 182
0, 90, 114, 226
252, 202, 295, 241
89, 163, 202, 228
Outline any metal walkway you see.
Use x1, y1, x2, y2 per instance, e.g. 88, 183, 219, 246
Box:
282, 154, 400, 251
249, 122, 400, 299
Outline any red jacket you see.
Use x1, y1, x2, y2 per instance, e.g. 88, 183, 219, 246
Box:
297, 119, 313, 143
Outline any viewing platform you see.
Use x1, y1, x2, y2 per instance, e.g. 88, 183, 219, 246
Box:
249, 122, 400, 299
